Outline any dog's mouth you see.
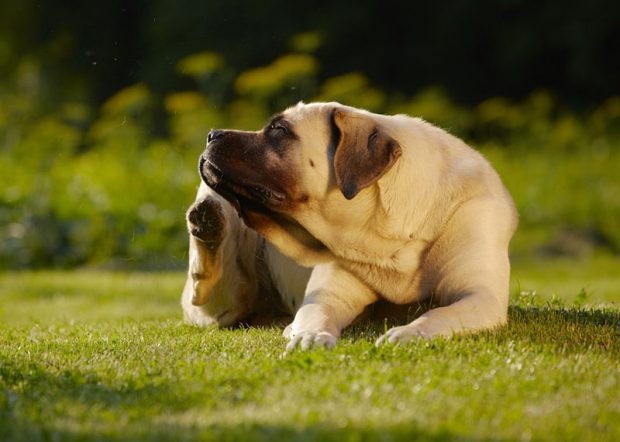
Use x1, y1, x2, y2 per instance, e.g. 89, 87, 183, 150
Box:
199, 155, 286, 217
199, 155, 328, 253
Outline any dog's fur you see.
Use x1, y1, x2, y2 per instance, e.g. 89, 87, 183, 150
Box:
181, 102, 518, 350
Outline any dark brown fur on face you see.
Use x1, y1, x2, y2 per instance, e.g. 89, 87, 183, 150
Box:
199, 121, 325, 252
201, 130, 287, 203
200, 128, 294, 209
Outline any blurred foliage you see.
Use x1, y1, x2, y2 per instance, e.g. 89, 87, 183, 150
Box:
235, 54, 318, 110
3, 1, 619, 107
0, 0, 619, 268
1, 46, 619, 269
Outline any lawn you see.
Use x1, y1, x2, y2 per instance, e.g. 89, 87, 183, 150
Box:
1, 257, 619, 441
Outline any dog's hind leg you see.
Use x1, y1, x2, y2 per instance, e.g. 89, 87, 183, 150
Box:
182, 183, 272, 327
185, 191, 229, 306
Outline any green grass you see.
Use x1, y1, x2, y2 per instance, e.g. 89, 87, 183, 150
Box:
1, 258, 619, 441
511, 254, 620, 305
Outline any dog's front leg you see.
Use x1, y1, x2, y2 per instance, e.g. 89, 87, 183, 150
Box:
374, 286, 507, 344
376, 198, 513, 343
284, 263, 378, 352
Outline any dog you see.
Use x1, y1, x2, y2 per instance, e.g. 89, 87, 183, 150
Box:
181, 102, 518, 351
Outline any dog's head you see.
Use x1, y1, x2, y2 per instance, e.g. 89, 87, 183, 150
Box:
199, 102, 402, 262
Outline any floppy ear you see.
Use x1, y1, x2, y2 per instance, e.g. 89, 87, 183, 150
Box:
332, 108, 402, 200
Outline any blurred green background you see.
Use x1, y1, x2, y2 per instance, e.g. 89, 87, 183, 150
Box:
1, 0, 619, 270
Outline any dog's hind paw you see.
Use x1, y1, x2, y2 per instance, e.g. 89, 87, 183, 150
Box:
186, 197, 228, 250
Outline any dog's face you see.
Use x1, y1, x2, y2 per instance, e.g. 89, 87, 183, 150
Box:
199, 102, 402, 260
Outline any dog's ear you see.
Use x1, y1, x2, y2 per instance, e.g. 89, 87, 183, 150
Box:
332, 108, 402, 200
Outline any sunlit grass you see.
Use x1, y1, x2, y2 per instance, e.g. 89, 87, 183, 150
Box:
511, 254, 620, 305
1, 259, 619, 441
0, 271, 183, 326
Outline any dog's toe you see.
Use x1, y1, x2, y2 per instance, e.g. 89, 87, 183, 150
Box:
284, 330, 337, 354
375, 325, 428, 346
282, 324, 293, 339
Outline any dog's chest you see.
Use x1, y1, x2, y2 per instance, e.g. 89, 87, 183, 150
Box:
339, 239, 430, 303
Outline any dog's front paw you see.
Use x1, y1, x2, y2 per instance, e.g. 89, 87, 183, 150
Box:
285, 330, 338, 354
375, 324, 429, 346
186, 197, 227, 250
282, 324, 293, 339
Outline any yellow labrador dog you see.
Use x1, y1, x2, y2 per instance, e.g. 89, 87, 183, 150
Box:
181, 102, 518, 351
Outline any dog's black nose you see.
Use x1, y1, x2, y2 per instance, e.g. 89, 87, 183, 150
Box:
207, 129, 225, 143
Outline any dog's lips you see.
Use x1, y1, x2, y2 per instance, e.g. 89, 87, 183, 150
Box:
199, 157, 286, 216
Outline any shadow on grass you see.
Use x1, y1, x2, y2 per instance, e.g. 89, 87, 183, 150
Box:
509, 304, 620, 327
0, 419, 480, 442
0, 359, 190, 414
505, 305, 620, 352
342, 302, 620, 353
0, 360, 266, 442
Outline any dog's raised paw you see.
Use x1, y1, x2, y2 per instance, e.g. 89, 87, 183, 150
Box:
186, 197, 227, 249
